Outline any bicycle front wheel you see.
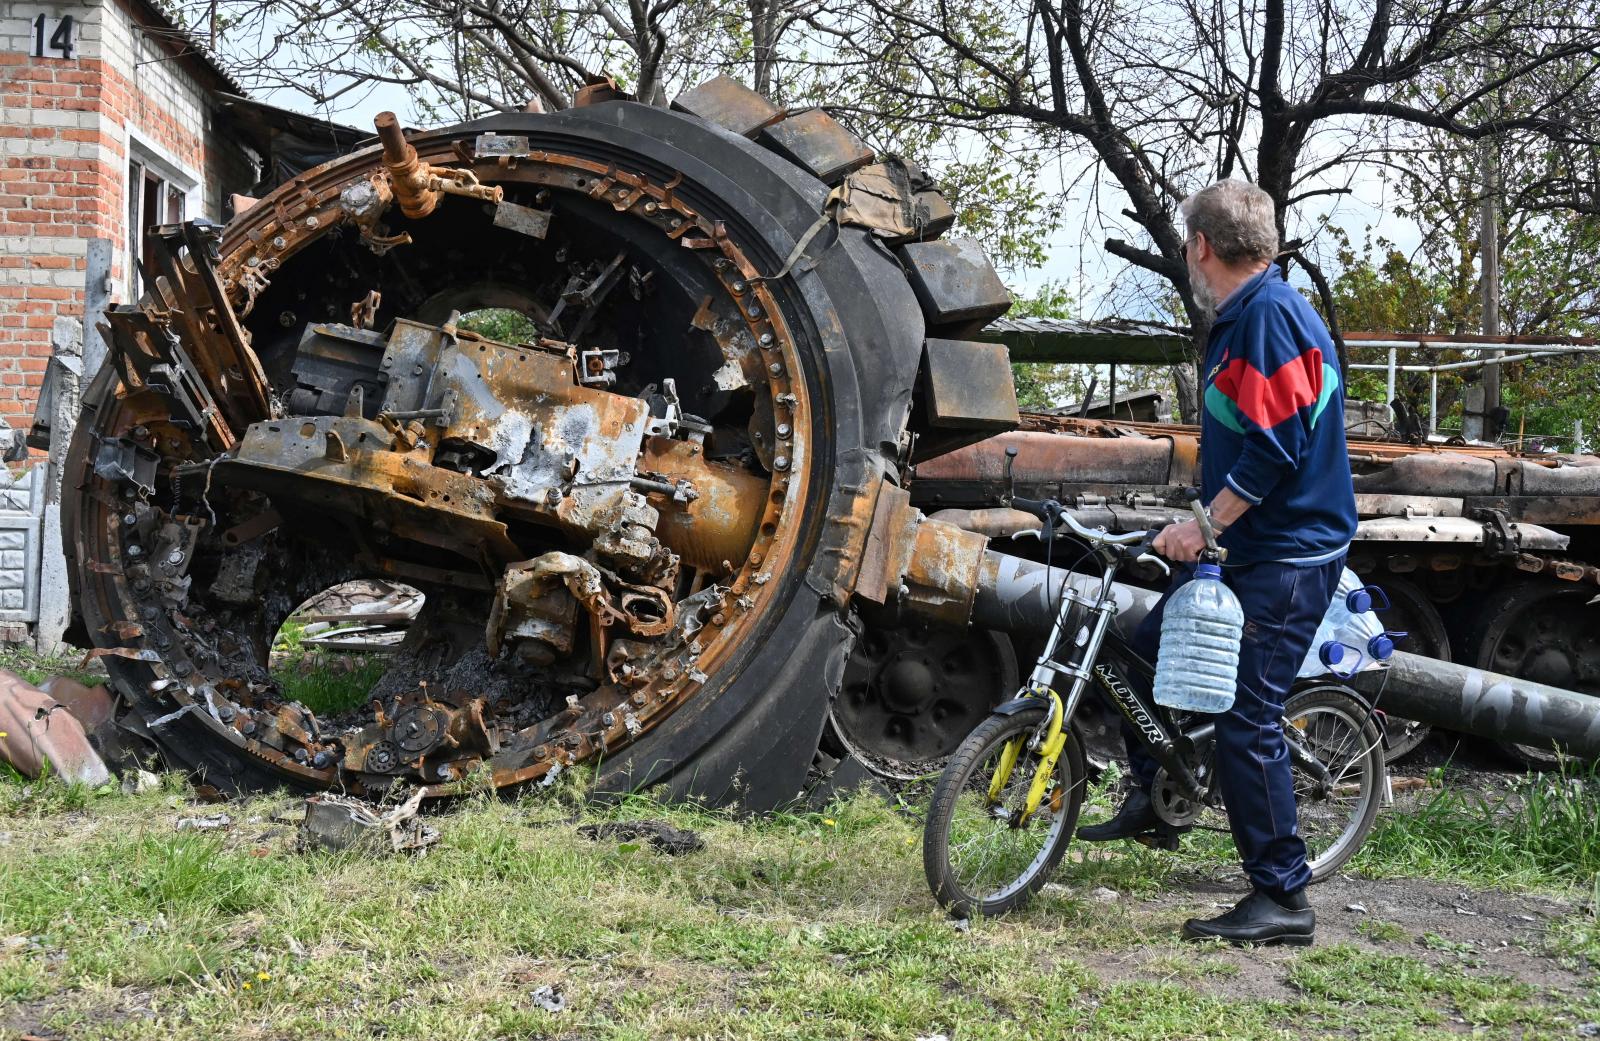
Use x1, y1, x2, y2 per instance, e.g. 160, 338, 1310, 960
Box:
1287, 683, 1386, 882
922, 705, 1087, 918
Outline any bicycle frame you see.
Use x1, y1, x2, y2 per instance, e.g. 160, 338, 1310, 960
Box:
988, 541, 1337, 815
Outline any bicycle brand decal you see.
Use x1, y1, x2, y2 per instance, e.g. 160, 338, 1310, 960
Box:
1094, 663, 1163, 744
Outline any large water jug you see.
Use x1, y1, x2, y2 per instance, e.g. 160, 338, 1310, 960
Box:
1152, 563, 1244, 713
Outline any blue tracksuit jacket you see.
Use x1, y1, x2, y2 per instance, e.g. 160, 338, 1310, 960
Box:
1200, 266, 1357, 565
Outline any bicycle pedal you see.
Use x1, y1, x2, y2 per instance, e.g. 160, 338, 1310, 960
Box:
1133, 831, 1182, 852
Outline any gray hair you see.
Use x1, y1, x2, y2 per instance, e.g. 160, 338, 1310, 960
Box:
1180, 181, 1280, 265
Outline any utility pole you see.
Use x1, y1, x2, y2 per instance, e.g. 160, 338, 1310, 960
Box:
1480, 138, 1501, 423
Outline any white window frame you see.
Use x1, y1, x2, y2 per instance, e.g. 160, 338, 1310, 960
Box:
123, 131, 204, 299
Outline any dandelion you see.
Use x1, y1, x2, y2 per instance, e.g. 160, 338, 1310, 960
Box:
822, 818, 836, 827
257, 972, 271, 981
242, 982, 252, 990
904, 837, 915, 846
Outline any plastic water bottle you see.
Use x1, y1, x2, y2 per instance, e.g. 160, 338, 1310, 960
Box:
1153, 563, 1244, 713
1297, 569, 1402, 679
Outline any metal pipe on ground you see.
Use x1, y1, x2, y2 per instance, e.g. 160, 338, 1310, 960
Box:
1353, 652, 1600, 760
971, 550, 1164, 639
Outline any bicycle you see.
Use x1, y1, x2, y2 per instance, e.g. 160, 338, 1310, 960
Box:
922, 492, 1388, 918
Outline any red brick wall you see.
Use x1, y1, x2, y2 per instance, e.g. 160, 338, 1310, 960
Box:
0, 0, 244, 431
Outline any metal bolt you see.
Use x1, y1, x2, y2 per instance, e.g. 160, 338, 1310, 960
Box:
173, 661, 191, 676
759, 332, 774, 348
545, 488, 562, 506
272, 235, 287, 250
769, 363, 783, 376
534, 744, 549, 759
306, 215, 320, 228
747, 304, 762, 318
438, 763, 453, 779
645, 201, 658, 212
631, 691, 647, 706
123, 513, 136, 526
773, 455, 790, 471
750, 553, 762, 566
671, 218, 683, 228
565, 733, 581, 748
663, 667, 679, 681
711, 612, 726, 626
313, 750, 333, 769
731, 280, 746, 293
294, 747, 308, 761
242, 719, 257, 735
603, 712, 615, 727
127, 545, 142, 558
278, 310, 296, 328
777, 424, 791, 438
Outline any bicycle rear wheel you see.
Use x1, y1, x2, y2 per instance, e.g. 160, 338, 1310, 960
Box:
922, 704, 1087, 917
1286, 683, 1386, 882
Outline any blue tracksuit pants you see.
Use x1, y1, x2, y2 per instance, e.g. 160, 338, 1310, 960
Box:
1123, 558, 1343, 898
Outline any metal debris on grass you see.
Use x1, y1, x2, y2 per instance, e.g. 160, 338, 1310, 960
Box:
298, 788, 439, 854
577, 819, 704, 855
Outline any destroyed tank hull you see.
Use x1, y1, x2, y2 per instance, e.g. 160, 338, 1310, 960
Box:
60, 79, 1017, 807
59, 77, 1599, 803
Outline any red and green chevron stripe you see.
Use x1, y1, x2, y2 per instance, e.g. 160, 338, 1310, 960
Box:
1205, 351, 1338, 434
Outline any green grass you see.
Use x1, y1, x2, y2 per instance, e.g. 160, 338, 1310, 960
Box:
1353, 761, 1600, 889
0, 643, 104, 687
269, 621, 387, 716
2, 767, 1597, 1041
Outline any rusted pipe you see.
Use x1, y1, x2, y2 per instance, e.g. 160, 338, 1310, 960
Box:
0, 669, 111, 785
375, 111, 440, 219
1354, 652, 1600, 760
927, 507, 1043, 538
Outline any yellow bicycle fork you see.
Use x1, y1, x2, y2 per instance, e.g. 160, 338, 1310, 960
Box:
985, 690, 1067, 823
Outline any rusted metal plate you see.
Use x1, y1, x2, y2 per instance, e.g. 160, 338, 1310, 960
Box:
493, 200, 552, 239
760, 109, 875, 184
920, 338, 1020, 430
897, 238, 1013, 327
671, 75, 785, 138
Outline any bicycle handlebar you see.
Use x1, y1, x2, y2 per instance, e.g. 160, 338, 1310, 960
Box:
1008, 497, 1158, 546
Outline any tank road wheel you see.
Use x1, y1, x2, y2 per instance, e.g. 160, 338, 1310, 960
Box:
59, 78, 1003, 808
827, 620, 1018, 779
1362, 574, 1449, 762
1461, 581, 1600, 768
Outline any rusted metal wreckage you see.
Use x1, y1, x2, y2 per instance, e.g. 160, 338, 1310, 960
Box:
56, 76, 1600, 806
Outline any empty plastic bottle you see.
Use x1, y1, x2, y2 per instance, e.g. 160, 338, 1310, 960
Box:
1297, 568, 1399, 679
1153, 562, 1243, 713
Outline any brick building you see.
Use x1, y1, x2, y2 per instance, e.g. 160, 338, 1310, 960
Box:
0, 0, 264, 430
0, 0, 361, 643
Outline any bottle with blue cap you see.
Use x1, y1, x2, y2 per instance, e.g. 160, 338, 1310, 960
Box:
1297, 569, 1404, 679
1152, 493, 1244, 714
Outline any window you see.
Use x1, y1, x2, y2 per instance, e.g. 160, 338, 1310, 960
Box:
126, 157, 188, 298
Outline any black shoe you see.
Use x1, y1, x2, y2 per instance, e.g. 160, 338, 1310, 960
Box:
1077, 787, 1159, 842
1181, 889, 1315, 947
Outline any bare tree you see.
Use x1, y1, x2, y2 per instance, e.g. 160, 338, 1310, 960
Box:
187, 0, 824, 119
824, 0, 1600, 417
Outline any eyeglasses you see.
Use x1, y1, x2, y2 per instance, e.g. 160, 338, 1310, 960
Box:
1181, 234, 1198, 259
